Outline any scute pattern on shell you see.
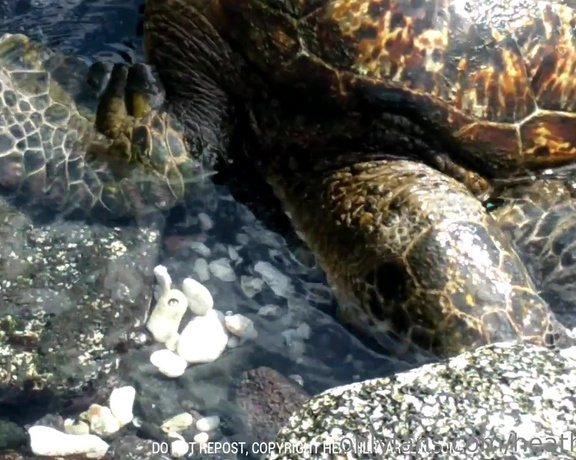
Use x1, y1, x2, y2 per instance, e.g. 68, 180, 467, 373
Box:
281, 0, 576, 120
223, 0, 576, 174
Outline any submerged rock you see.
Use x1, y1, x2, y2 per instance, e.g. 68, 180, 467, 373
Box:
0, 197, 162, 404
254, 261, 293, 298
181, 277, 214, 316
231, 367, 310, 445
29, 425, 109, 458
176, 310, 229, 363
80, 404, 121, 437
161, 412, 194, 433
109, 386, 136, 427
269, 343, 576, 460
225, 314, 258, 340
196, 415, 220, 432
149, 349, 188, 378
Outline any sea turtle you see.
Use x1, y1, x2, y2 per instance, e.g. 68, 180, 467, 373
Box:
1, 0, 576, 359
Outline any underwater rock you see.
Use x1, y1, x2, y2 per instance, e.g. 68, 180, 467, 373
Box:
176, 310, 229, 364
181, 277, 214, 316
0, 196, 162, 404
149, 349, 188, 378
29, 425, 109, 458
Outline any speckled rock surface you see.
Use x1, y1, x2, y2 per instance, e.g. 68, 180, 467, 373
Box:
269, 343, 576, 460
0, 196, 162, 404
229, 367, 310, 445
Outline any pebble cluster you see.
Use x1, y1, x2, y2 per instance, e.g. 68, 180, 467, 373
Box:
163, 413, 223, 458
147, 265, 258, 377
29, 386, 135, 458
26, 266, 248, 458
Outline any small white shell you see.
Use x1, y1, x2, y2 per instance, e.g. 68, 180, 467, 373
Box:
150, 349, 188, 378
153, 265, 172, 294
146, 289, 188, 343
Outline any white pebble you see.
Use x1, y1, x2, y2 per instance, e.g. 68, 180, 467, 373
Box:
249, 228, 286, 248
146, 289, 188, 344
150, 349, 188, 378
198, 212, 214, 231
254, 261, 292, 297
194, 431, 210, 445
240, 276, 264, 298
228, 245, 240, 261
193, 258, 210, 282
109, 386, 136, 426
196, 415, 220, 432
153, 265, 172, 294
81, 404, 120, 437
224, 314, 258, 340
209, 258, 236, 282
258, 305, 281, 317
182, 278, 214, 315
177, 310, 229, 363
29, 426, 109, 459
171, 439, 189, 457
162, 413, 194, 433
295, 324, 312, 340
189, 241, 211, 257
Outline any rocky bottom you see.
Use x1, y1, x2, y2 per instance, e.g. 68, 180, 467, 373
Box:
0, 179, 407, 459
271, 342, 576, 460
2, 179, 576, 460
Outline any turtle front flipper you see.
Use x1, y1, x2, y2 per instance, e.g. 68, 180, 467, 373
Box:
0, 34, 208, 220
268, 159, 571, 359
491, 179, 576, 329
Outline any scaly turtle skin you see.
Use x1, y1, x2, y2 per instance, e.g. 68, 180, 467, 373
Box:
0, 35, 204, 219
2, 0, 576, 358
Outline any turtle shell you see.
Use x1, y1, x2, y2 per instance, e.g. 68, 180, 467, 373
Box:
217, 0, 576, 177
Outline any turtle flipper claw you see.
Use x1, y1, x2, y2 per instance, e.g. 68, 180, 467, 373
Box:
0, 34, 208, 220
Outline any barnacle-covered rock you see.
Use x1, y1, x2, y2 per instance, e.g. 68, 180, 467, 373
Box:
0, 196, 162, 404
269, 343, 576, 460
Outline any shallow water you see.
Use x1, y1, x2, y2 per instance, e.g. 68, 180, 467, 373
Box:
0, 1, 407, 454
0, 0, 142, 61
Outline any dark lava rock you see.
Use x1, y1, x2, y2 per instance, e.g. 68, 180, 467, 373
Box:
0, 419, 26, 451
230, 367, 310, 445
105, 434, 171, 460
0, 196, 163, 415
